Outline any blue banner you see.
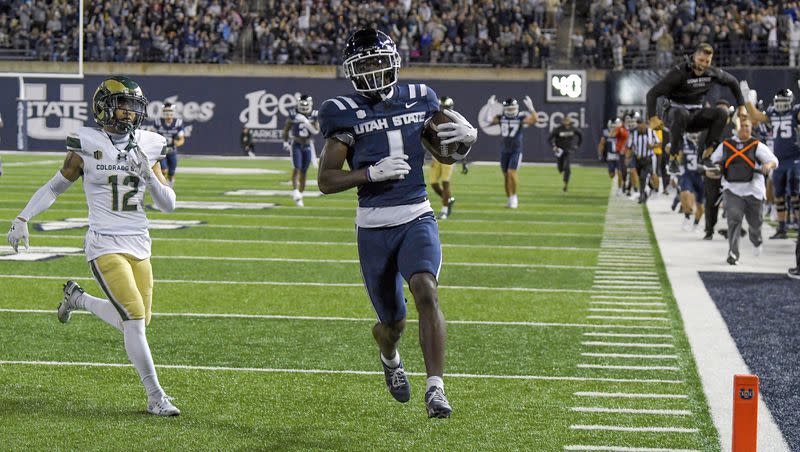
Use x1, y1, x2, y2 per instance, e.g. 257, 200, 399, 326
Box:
0, 74, 609, 161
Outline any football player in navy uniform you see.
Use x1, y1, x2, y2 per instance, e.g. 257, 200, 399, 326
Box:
677, 133, 705, 231
317, 28, 477, 418
598, 118, 624, 195
152, 103, 185, 186
484, 95, 537, 208
283, 94, 320, 207
749, 89, 800, 239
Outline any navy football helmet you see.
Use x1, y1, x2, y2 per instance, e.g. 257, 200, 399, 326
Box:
502, 98, 519, 118
773, 88, 793, 113
439, 96, 454, 110
297, 94, 313, 115
342, 28, 401, 96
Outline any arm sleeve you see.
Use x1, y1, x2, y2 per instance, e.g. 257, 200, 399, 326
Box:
147, 174, 176, 213
756, 143, 778, 165
710, 144, 724, 163
718, 69, 745, 107
18, 170, 74, 221
575, 129, 583, 147
646, 68, 683, 118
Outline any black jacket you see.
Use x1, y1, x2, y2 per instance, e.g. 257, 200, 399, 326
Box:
646, 62, 744, 118
549, 125, 583, 151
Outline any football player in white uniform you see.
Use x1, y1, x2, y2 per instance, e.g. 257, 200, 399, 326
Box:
6, 76, 180, 416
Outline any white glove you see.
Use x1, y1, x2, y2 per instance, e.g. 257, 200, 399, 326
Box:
367, 154, 411, 182
130, 146, 153, 183
748, 88, 758, 106
523, 95, 535, 112
7, 218, 29, 253
437, 109, 478, 145
295, 113, 311, 125
488, 95, 497, 106
283, 141, 292, 153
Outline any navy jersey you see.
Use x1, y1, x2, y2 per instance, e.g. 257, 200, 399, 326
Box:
602, 128, 619, 160
319, 83, 439, 209
496, 112, 529, 151
766, 104, 800, 160
288, 108, 320, 140
680, 135, 700, 173
152, 118, 185, 153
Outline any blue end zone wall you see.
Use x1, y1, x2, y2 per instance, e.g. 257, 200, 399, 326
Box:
0, 75, 605, 161
699, 271, 800, 450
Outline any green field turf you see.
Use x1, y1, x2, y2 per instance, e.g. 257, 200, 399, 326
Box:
0, 154, 721, 450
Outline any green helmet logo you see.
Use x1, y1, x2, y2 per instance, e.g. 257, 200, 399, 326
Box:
92, 76, 148, 134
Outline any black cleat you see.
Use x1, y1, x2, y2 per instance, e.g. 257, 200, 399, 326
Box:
788, 267, 800, 279
671, 196, 680, 211
727, 251, 738, 266
770, 230, 789, 239
703, 231, 713, 240
381, 357, 411, 403
425, 386, 452, 418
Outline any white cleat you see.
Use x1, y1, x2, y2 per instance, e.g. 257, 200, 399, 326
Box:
147, 395, 181, 416
681, 217, 693, 232
753, 244, 763, 257
295, 198, 304, 207
58, 280, 84, 324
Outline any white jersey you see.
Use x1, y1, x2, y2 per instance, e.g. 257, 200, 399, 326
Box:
67, 127, 167, 260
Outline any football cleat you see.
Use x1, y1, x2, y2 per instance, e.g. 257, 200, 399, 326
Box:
727, 251, 738, 266
770, 230, 788, 239
446, 197, 455, 217
381, 357, 411, 403
295, 198, 304, 207
753, 244, 763, 257
425, 386, 452, 418
58, 280, 84, 324
788, 267, 800, 279
147, 395, 181, 416
682, 217, 693, 232
703, 231, 713, 240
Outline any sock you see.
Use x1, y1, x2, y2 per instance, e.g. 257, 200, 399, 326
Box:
779, 221, 786, 232
380, 351, 401, 368
684, 213, 690, 219
426, 376, 444, 392
123, 319, 165, 401
80, 292, 123, 332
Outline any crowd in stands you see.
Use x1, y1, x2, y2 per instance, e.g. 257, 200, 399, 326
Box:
2, 0, 799, 69
0, 0, 561, 67
578, 0, 800, 70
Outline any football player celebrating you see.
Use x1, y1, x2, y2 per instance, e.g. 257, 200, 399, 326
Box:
748, 89, 800, 239
429, 95, 456, 219
6, 76, 179, 416
152, 102, 185, 187
485, 95, 537, 208
283, 94, 320, 207
317, 28, 477, 418
598, 118, 621, 192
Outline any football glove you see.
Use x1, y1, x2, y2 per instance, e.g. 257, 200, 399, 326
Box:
283, 141, 292, 153
488, 95, 497, 106
523, 96, 535, 112
367, 154, 411, 182
7, 218, 29, 253
437, 109, 478, 145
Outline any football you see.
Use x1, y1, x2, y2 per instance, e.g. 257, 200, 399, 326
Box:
421, 110, 470, 165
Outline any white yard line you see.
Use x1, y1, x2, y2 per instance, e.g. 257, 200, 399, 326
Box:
583, 332, 672, 338
587, 308, 669, 314
569, 425, 698, 433
0, 308, 671, 330
571, 407, 691, 416
589, 302, 667, 307
582, 341, 674, 348
580, 353, 678, 360
586, 315, 669, 322
564, 446, 699, 452
648, 194, 791, 451
573, 391, 689, 399
0, 360, 685, 384
576, 364, 680, 371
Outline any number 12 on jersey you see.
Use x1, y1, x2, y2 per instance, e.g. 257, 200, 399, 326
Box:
108, 175, 140, 211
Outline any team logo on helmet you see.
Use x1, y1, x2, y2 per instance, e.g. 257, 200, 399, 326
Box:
297, 94, 313, 115
92, 76, 148, 134
773, 88, 794, 113
502, 98, 519, 118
